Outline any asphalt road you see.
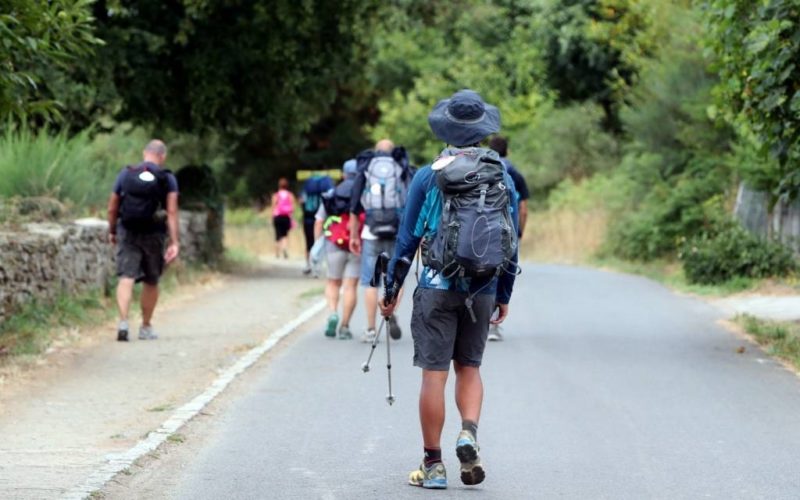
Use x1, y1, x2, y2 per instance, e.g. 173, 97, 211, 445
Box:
108, 264, 800, 499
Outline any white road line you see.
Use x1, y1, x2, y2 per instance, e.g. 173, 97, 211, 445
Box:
62, 299, 326, 500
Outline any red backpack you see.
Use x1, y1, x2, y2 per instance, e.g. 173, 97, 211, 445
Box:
323, 212, 364, 250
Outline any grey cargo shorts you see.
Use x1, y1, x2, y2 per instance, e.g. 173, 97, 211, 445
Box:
410, 287, 495, 371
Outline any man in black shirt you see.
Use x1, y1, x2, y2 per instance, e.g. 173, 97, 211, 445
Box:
488, 136, 529, 341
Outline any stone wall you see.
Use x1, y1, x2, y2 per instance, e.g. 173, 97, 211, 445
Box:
734, 183, 800, 254
0, 210, 221, 326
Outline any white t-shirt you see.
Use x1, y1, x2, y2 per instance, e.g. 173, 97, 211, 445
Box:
315, 204, 327, 222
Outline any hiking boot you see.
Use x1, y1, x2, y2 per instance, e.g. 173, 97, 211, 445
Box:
325, 313, 339, 338
408, 462, 447, 489
117, 320, 129, 342
388, 314, 402, 340
138, 325, 158, 340
338, 325, 353, 340
488, 324, 503, 342
361, 328, 377, 344
456, 430, 485, 485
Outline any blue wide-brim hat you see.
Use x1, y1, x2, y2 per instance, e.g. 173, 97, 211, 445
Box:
428, 89, 501, 146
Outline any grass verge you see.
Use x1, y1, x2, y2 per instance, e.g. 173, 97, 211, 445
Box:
0, 290, 114, 357
735, 314, 800, 370
0, 262, 216, 363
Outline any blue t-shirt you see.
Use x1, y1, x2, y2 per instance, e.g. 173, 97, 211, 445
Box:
389, 165, 519, 304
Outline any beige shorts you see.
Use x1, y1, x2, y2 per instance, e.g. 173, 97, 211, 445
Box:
325, 241, 360, 280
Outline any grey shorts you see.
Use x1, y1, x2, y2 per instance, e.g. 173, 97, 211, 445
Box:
410, 287, 495, 371
325, 241, 360, 280
116, 231, 166, 285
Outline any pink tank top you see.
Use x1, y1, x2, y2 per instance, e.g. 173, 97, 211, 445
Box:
272, 189, 294, 217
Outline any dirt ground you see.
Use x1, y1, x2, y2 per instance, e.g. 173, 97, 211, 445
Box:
0, 260, 325, 499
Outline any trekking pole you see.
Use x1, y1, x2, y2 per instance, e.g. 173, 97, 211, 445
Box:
361, 317, 385, 373
383, 255, 412, 406
361, 253, 391, 374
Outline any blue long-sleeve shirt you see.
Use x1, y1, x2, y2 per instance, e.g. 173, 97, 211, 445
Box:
387, 164, 519, 304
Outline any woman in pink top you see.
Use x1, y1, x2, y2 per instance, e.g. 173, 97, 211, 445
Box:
271, 177, 296, 259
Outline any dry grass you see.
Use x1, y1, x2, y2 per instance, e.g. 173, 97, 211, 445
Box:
227, 207, 609, 265
225, 223, 308, 259
520, 208, 608, 263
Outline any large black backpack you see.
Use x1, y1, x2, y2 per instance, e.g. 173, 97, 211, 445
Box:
426, 147, 518, 279
118, 164, 171, 233
322, 177, 355, 217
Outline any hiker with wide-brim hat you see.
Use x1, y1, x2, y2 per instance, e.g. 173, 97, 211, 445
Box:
427, 89, 501, 146
378, 89, 520, 489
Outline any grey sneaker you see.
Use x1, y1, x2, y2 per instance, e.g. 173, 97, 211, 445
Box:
408, 462, 447, 489
388, 314, 402, 340
117, 320, 129, 342
138, 325, 158, 340
488, 324, 503, 341
361, 328, 377, 344
456, 430, 485, 485
338, 325, 353, 340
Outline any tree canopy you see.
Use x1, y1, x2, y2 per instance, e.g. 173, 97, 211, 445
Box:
0, 0, 102, 124
705, 0, 800, 203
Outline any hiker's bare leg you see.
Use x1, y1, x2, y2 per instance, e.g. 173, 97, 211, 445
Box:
116, 277, 135, 321
420, 369, 449, 448
454, 361, 483, 423
279, 237, 289, 258
341, 277, 358, 326
365, 286, 378, 330
326, 278, 342, 313
141, 283, 159, 327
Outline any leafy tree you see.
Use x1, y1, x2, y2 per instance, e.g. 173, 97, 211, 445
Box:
530, 0, 653, 132
86, 0, 381, 198
704, 0, 800, 202
0, 0, 102, 124
92, 0, 377, 138
607, 3, 736, 259
368, 0, 549, 164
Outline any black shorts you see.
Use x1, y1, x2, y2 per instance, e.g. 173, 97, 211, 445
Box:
410, 288, 495, 371
116, 231, 166, 285
273, 215, 291, 240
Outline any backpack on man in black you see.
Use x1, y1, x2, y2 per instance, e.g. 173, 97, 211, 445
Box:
118, 163, 172, 233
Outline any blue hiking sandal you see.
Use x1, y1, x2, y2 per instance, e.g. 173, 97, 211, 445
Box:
325, 313, 338, 338
408, 462, 447, 489
456, 430, 485, 485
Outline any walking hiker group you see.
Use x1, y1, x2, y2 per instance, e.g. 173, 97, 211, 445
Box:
311, 89, 524, 490
105, 89, 526, 492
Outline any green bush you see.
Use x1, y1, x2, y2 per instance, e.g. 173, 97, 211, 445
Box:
606, 162, 732, 261
514, 103, 619, 196
680, 222, 797, 285
0, 126, 118, 211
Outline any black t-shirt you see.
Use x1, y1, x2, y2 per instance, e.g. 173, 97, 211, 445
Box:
501, 158, 530, 201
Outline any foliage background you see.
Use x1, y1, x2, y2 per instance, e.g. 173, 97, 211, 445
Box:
0, 0, 797, 282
